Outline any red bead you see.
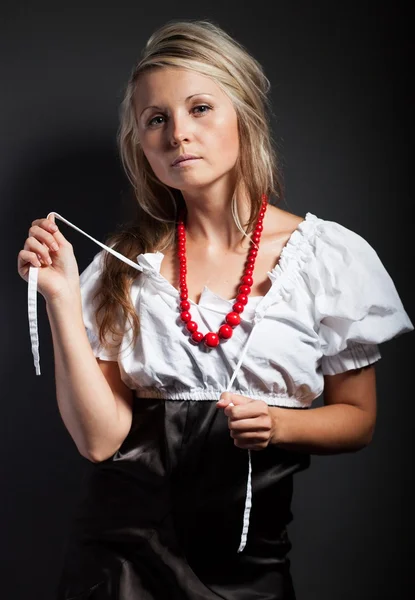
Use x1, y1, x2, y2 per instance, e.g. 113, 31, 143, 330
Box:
186, 321, 198, 333
236, 293, 248, 305
241, 275, 253, 286
226, 312, 241, 326
233, 302, 244, 313
204, 332, 220, 347
239, 285, 251, 295
191, 331, 204, 343
218, 324, 233, 339
176, 197, 267, 348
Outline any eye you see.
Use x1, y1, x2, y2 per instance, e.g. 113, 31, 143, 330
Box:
192, 104, 212, 115
147, 115, 166, 127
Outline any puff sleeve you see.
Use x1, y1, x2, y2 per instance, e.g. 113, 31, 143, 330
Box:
79, 250, 122, 361
312, 220, 414, 375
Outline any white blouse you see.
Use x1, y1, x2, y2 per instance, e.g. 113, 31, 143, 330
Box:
27, 210, 413, 408
26, 209, 414, 553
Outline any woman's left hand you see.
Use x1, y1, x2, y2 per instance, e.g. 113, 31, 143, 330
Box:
216, 392, 278, 450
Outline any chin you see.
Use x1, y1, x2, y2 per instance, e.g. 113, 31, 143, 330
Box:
162, 175, 218, 192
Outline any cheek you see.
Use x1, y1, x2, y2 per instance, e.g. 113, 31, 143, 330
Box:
141, 141, 166, 176
209, 114, 239, 162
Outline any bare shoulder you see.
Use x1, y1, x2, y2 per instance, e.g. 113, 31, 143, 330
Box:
263, 205, 306, 242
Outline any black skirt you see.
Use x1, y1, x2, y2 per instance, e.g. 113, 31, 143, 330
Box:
56, 397, 310, 599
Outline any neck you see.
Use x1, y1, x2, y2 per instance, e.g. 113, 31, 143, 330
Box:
181, 180, 251, 252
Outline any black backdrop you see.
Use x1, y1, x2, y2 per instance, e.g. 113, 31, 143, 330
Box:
2, 2, 413, 599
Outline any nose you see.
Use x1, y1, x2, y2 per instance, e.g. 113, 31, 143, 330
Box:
169, 112, 192, 146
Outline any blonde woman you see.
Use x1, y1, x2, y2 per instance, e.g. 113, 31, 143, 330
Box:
18, 19, 413, 600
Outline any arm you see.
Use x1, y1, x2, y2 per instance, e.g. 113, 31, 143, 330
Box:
218, 364, 377, 455
47, 294, 134, 462
272, 365, 377, 454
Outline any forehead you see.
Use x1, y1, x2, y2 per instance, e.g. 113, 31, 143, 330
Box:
133, 67, 224, 108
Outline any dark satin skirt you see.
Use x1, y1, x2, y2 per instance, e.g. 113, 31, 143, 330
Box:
56, 398, 310, 599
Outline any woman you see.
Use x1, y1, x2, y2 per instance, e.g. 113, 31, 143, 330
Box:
17, 19, 413, 600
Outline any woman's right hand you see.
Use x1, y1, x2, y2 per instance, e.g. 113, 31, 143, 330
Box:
17, 214, 81, 303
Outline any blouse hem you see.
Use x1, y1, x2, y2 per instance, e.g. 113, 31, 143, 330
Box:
134, 389, 312, 408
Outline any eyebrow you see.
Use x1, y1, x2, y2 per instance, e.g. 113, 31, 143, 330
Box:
139, 93, 215, 118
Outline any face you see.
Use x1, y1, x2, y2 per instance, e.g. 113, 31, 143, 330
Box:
133, 67, 240, 193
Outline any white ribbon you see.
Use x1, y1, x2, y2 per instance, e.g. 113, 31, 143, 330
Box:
27, 211, 143, 375
224, 324, 259, 553
27, 210, 259, 553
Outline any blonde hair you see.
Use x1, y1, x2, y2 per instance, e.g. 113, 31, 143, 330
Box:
95, 19, 283, 352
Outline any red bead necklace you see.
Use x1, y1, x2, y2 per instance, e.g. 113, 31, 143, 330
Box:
177, 195, 268, 348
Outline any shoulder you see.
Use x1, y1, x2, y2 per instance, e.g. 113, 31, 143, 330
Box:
267, 207, 376, 260
264, 205, 306, 239
266, 207, 386, 292
260, 205, 308, 262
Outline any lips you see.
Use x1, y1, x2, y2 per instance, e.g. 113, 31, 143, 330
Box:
171, 154, 201, 166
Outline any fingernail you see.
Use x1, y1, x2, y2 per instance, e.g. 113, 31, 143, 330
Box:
51, 224, 58, 231
51, 243, 59, 251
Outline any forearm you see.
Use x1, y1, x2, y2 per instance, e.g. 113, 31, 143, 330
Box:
271, 403, 375, 454
46, 294, 122, 461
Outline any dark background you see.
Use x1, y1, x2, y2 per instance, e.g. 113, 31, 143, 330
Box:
2, 1, 413, 599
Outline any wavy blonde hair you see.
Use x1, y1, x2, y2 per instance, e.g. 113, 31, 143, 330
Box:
94, 19, 283, 352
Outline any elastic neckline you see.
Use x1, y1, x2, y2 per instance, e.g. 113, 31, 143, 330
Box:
136, 212, 318, 308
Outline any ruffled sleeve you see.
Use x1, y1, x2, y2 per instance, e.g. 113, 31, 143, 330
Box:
311, 219, 414, 375
79, 250, 121, 361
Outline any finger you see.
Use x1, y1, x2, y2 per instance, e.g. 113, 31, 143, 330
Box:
231, 431, 268, 442
216, 392, 234, 407
44, 215, 64, 242
224, 402, 266, 420
31, 217, 58, 234
24, 236, 53, 265
28, 225, 60, 253
217, 392, 251, 408
229, 417, 271, 432
233, 437, 269, 450
228, 394, 253, 405
30, 217, 65, 249
18, 249, 42, 268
